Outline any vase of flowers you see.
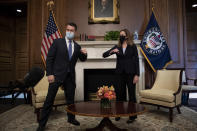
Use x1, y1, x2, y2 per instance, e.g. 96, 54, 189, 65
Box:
97, 85, 116, 108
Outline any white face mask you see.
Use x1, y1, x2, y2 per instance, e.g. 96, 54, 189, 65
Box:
66, 31, 75, 40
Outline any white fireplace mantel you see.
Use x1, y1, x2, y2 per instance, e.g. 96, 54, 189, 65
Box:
75, 40, 145, 103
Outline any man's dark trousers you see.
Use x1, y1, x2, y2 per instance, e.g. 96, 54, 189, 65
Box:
39, 72, 75, 127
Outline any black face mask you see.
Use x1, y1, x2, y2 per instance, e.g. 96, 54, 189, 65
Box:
120, 36, 126, 44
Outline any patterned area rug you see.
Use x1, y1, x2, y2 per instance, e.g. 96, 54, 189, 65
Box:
0, 104, 197, 131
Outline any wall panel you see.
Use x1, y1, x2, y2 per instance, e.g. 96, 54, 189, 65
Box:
185, 12, 197, 78
0, 15, 15, 85
15, 17, 28, 79
167, 0, 184, 68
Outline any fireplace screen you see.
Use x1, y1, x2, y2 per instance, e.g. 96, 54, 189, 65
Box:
84, 69, 119, 101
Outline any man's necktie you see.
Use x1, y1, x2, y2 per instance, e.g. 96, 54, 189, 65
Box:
68, 40, 72, 60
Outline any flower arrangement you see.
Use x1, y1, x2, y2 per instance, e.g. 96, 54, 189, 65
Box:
97, 85, 116, 100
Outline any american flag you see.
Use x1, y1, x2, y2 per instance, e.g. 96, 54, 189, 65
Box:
41, 11, 61, 64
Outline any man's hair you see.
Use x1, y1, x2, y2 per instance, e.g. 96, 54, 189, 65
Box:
67, 22, 77, 31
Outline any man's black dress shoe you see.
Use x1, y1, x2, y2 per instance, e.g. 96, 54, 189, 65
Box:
68, 119, 80, 126
36, 125, 45, 131
127, 116, 137, 124
115, 117, 120, 121
127, 119, 135, 124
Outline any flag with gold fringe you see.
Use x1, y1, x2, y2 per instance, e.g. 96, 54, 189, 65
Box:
140, 12, 173, 72
41, 11, 62, 66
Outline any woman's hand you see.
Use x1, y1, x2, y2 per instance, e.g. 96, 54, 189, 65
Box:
48, 75, 55, 83
133, 75, 139, 84
110, 48, 119, 54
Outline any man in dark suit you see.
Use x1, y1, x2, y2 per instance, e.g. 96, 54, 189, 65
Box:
37, 23, 87, 131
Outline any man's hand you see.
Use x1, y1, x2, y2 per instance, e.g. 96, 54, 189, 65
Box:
133, 75, 139, 84
110, 48, 119, 54
80, 48, 87, 54
48, 75, 55, 83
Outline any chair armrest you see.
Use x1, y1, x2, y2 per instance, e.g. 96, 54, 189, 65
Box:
173, 85, 182, 95
31, 88, 37, 95
187, 78, 197, 81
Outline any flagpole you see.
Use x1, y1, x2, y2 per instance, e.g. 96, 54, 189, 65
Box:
140, 0, 157, 72
41, 0, 55, 68
139, 0, 173, 73
41, 1, 55, 68
41, 0, 63, 69
152, 0, 154, 12
151, 0, 173, 70
151, 0, 159, 26
47, 0, 54, 11
47, 0, 62, 38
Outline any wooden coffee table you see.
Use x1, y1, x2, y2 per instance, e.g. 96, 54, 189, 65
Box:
66, 101, 147, 131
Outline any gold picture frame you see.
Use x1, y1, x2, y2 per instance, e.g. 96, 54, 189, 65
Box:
88, 0, 120, 24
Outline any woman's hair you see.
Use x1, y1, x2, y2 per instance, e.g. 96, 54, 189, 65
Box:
118, 29, 133, 47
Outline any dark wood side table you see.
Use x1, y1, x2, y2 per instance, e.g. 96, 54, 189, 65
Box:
66, 101, 147, 131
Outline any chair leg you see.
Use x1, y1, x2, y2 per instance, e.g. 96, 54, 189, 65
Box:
34, 108, 37, 113
35, 109, 40, 122
11, 93, 15, 105
24, 92, 27, 104
27, 91, 32, 105
186, 93, 190, 105
177, 106, 181, 114
169, 108, 173, 122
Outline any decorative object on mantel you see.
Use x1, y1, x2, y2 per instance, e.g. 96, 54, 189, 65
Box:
80, 34, 96, 41
104, 31, 120, 41
79, 33, 87, 41
133, 30, 139, 40
97, 85, 116, 108
87, 35, 96, 41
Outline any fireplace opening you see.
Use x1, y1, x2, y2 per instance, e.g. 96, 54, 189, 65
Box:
84, 69, 119, 101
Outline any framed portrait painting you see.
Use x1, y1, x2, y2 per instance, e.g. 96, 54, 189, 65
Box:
88, 0, 120, 24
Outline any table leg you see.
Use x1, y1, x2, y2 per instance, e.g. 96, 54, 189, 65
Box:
86, 117, 127, 131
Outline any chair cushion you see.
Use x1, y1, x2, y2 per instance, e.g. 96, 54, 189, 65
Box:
140, 97, 176, 107
140, 89, 175, 102
34, 72, 49, 93
35, 89, 65, 103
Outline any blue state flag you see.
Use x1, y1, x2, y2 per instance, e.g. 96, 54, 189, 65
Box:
140, 12, 173, 72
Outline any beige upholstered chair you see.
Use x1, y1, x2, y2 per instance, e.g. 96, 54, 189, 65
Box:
139, 69, 182, 122
31, 72, 66, 122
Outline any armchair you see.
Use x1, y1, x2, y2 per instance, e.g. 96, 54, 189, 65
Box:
31, 72, 66, 122
181, 70, 197, 105
0, 67, 45, 104
139, 69, 182, 122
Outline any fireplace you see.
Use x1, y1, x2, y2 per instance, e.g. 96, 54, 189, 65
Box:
75, 40, 145, 102
84, 69, 119, 101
